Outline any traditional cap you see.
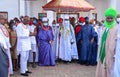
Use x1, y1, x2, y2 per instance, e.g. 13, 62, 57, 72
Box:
42, 17, 48, 22
79, 17, 85, 22
64, 14, 69, 19
104, 7, 118, 18
58, 18, 63, 23
0, 15, 4, 20
85, 17, 89, 21
38, 21, 42, 25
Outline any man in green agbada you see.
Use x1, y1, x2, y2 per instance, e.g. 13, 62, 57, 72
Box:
99, 7, 118, 64
96, 7, 118, 77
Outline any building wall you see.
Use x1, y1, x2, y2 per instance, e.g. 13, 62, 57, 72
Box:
28, 0, 47, 18
86, 0, 109, 21
0, 0, 19, 20
116, 0, 120, 14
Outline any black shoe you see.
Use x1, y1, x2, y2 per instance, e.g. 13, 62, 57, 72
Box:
26, 71, 32, 74
21, 73, 29, 76
85, 62, 89, 66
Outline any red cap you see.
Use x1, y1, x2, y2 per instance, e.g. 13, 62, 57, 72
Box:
58, 18, 63, 23
38, 21, 42, 25
79, 17, 85, 23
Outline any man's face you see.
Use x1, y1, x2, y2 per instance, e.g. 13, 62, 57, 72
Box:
23, 19, 29, 25
0, 18, 5, 25
106, 16, 114, 22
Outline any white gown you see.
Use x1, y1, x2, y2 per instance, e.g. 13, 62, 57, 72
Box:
114, 24, 120, 77
59, 21, 76, 61
70, 24, 78, 59
51, 25, 60, 60
0, 24, 13, 74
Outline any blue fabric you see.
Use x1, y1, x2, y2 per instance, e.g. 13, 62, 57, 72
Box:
0, 44, 8, 77
37, 27, 55, 66
77, 24, 96, 63
88, 32, 98, 65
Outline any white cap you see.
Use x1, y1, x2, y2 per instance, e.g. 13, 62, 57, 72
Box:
64, 14, 69, 19
42, 17, 48, 22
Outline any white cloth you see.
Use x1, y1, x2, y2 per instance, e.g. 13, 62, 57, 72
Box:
51, 26, 60, 59
59, 22, 75, 61
28, 25, 36, 45
16, 23, 31, 52
29, 47, 38, 62
70, 24, 78, 59
114, 23, 120, 77
0, 24, 13, 74
16, 23, 31, 73
20, 51, 29, 73
0, 33, 7, 49
30, 44, 37, 52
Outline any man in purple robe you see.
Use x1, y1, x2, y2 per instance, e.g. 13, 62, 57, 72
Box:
37, 17, 55, 66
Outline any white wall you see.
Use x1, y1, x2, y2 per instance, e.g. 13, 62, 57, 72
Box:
116, 0, 120, 14
86, 0, 109, 21
0, 0, 19, 20
28, 0, 47, 17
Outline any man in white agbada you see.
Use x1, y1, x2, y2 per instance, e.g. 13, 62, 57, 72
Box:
0, 15, 13, 75
51, 21, 60, 60
16, 16, 32, 76
59, 15, 78, 62
114, 14, 120, 77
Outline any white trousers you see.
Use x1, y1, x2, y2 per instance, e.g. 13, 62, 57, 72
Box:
20, 51, 29, 73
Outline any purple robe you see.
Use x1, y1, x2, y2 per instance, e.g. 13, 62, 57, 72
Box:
37, 26, 55, 66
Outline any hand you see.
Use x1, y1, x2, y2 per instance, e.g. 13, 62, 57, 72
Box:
90, 37, 94, 44
10, 46, 15, 51
71, 39, 74, 44
49, 40, 53, 44
71, 41, 74, 44
37, 44, 40, 47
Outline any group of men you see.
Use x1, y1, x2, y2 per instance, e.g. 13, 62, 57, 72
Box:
0, 7, 120, 77
0, 15, 36, 76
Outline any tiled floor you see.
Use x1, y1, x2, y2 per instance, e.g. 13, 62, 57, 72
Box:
11, 63, 96, 77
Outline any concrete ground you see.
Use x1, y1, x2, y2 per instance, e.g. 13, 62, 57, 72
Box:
11, 63, 96, 77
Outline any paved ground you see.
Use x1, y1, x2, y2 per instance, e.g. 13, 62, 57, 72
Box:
11, 63, 96, 77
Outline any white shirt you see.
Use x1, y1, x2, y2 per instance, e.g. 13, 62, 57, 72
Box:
16, 23, 31, 51
28, 25, 36, 45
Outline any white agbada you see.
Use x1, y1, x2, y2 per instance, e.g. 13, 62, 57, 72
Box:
59, 21, 72, 61
59, 14, 78, 61
114, 23, 120, 77
0, 31, 7, 49
69, 24, 78, 59
51, 24, 60, 59
0, 24, 13, 74
16, 23, 31, 52
16, 23, 31, 73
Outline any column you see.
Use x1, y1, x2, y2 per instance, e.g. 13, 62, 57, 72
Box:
19, 0, 25, 16
25, 1, 31, 16
47, 0, 55, 26
110, 0, 117, 8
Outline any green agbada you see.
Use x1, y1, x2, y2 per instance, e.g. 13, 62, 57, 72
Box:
99, 7, 118, 64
